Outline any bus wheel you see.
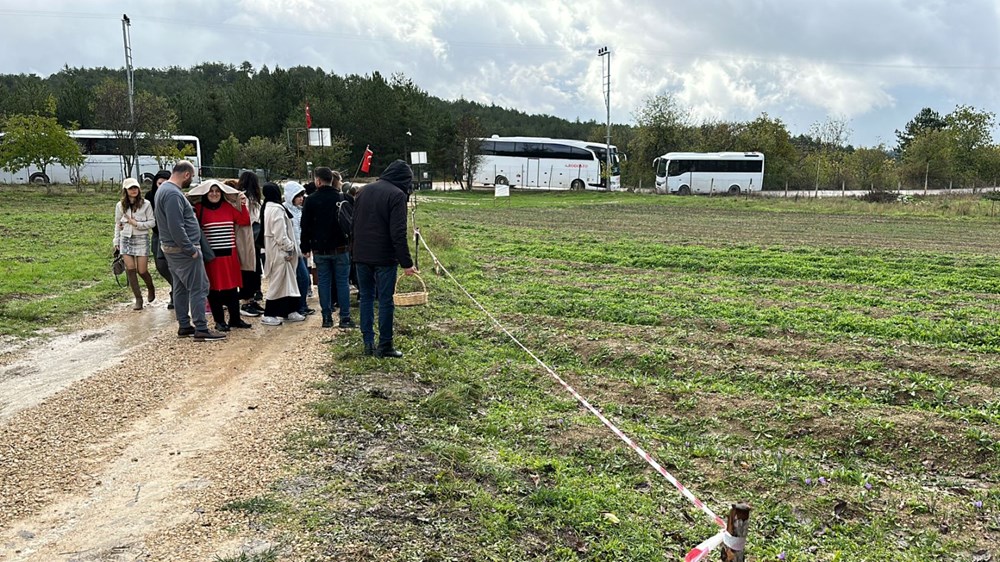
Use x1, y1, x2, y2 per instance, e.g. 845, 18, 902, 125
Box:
678, 185, 691, 196
570, 179, 585, 191
728, 185, 741, 195
495, 175, 509, 186
29, 172, 50, 185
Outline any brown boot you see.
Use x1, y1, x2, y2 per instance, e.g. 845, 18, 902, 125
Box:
139, 271, 156, 302
126, 270, 143, 310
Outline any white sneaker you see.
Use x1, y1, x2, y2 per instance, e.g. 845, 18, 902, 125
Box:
286, 312, 306, 322
261, 316, 283, 326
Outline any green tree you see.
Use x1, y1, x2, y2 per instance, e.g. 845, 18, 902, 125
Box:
630, 94, 693, 171
0, 114, 84, 185
895, 107, 946, 153
736, 113, 797, 189
845, 145, 897, 191
241, 136, 291, 180
212, 134, 243, 171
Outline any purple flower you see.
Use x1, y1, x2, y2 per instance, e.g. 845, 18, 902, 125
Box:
804, 478, 812, 485
818, 477, 828, 485
974, 501, 983, 509
778, 553, 786, 560
864, 482, 872, 490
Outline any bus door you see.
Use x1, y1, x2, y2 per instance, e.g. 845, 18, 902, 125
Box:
525, 158, 540, 188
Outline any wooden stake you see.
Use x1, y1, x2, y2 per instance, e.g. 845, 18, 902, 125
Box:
721, 503, 751, 562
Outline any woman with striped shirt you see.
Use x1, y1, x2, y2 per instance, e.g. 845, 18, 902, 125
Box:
192, 181, 253, 331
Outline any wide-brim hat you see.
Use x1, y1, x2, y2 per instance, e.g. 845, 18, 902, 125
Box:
186, 179, 242, 207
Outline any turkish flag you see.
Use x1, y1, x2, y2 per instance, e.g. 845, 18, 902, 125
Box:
305, 103, 312, 129
360, 147, 373, 173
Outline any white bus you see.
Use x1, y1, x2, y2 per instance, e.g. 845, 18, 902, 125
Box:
0, 129, 202, 185
653, 152, 764, 195
473, 135, 622, 191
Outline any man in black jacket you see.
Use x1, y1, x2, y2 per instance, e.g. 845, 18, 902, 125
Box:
300, 167, 355, 329
353, 159, 418, 358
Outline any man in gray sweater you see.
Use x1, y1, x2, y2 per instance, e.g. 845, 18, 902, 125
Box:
153, 161, 226, 341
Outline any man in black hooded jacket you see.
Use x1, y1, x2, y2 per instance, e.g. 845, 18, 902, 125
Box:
352, 159, 418, 358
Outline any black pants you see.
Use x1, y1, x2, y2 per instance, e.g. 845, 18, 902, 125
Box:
151, 232, 172, 286
208, 288, 241, 325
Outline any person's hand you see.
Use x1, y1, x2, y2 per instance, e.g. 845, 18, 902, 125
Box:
192, 249, 200, 259
114, 245, 119, 255
403, 266, 418, 276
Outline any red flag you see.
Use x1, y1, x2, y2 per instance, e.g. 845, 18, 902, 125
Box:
360, 147, 373, 173
305, 102, 312, 129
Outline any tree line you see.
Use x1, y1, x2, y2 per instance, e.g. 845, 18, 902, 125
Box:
1, 63, 997, 190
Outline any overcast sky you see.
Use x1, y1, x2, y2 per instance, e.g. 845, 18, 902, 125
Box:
3, 0, 1000, 148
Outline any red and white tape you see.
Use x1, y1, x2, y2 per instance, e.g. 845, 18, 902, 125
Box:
416, 229, 742, 560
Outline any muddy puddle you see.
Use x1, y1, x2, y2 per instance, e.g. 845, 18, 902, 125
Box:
0, 305, 173, 421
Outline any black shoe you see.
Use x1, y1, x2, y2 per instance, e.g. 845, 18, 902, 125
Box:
240, 303, 262, 317
376, 346, 403, 358
322, 317, 334, 328
193, 329, 227, 342
229, 319, 253, 329
177, 326, 196, 338
363, 344, 375, 356
303, 307, 317, 316
338, 318, 357, 329
215, 322, 230, 332
167, 300, 175, 310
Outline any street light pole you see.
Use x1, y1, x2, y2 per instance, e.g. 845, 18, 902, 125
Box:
122, 14, 138, 180
597, 46, 611, 189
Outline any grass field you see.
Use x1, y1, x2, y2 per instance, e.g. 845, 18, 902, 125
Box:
0, 186, 123, 338
3, 186, 999, 560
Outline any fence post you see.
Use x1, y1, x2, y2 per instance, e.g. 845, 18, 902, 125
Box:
721, 503, 751, 562
841, 180, 845, 196
784, 181, 788, 198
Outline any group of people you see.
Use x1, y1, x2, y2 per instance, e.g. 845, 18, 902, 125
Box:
113, 159, 418, 356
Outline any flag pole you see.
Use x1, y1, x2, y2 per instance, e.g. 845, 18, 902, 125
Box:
354, 145, 370, 180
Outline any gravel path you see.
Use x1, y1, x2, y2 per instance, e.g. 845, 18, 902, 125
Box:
0, 299, 333, 561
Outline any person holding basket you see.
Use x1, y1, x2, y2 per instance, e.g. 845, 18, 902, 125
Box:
351, 159, 418, 358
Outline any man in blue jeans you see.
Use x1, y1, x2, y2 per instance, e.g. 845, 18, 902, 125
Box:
300, 167, 354, 328
352, 159, 417, 358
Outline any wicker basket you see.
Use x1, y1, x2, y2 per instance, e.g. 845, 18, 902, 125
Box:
393, 273, 428, 306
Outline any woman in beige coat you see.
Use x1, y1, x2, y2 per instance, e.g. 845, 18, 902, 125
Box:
114, 178, 157, 310
260, 182, 303, 326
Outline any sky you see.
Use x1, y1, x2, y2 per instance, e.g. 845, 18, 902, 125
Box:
2, 0, 1000, 148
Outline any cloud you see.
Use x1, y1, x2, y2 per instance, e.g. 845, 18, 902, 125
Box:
2, 0, 999, 145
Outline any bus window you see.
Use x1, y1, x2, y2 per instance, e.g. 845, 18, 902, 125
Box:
493, 141, 516, 157
656, 158, 667, 177
667, 160, 692, 176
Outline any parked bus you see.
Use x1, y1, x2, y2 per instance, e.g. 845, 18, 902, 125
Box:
653, 152, 764, 195
472, 135, 622, 190
0, 129, 202, 185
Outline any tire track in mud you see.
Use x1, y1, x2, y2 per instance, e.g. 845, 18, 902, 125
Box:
0, 301, 332, 561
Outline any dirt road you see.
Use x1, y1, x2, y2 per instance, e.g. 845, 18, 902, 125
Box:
0, 298, 333, 561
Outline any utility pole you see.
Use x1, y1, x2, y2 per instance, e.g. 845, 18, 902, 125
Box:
597, 46, 611, 189
122, 14, 139, 180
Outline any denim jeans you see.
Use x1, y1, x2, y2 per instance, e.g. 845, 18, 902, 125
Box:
295, 256, 310, 313
356, 263, 397, 348
315, 252, 352, 321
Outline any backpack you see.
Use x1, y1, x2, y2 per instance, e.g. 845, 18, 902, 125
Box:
336, 199, 354, 242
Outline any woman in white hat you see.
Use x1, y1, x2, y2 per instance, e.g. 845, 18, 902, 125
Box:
113, 178, 157, 310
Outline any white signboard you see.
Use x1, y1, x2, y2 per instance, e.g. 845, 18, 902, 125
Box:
308, 128, 331, 147
495, 184, 510, 198
410, 151, 428, 165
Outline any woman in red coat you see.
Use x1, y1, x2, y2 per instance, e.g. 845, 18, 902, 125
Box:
192, 181, 253, 331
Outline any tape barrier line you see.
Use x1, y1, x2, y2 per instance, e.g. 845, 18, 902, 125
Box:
415, 230, 737, 559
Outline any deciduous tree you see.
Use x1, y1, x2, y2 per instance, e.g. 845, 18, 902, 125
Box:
0, 114, 84, 185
